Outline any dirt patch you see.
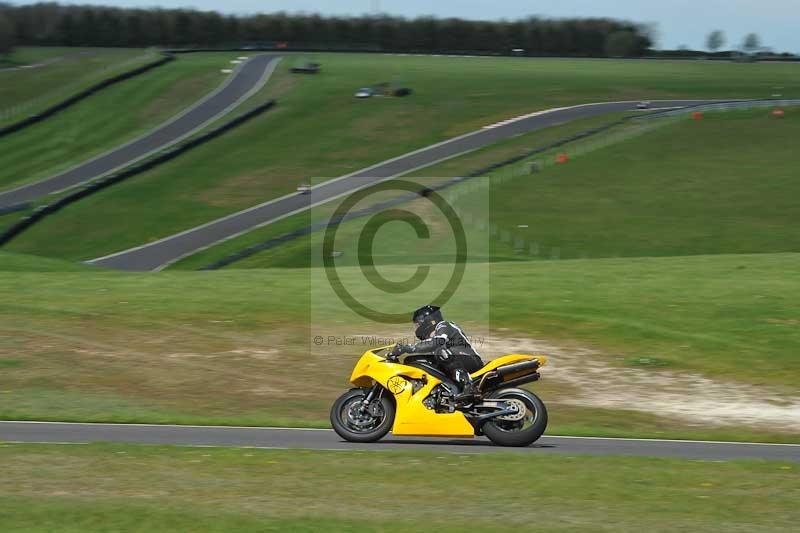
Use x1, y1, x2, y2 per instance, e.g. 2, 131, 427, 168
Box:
196, 171, 299, 208
5, 316, 799, 431
476, 334, 800, 431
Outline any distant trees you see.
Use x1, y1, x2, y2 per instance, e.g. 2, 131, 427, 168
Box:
604, 30, 645, 57
706, 30, 725, 52
0, 6, 15, 57
0, 3, 653, 57
742, 33, 761, 54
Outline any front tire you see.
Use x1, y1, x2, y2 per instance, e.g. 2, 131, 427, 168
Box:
482, 388, 548, 447
330, 388, 395, 443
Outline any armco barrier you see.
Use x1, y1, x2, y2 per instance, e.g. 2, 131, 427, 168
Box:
198, 98, 800, 270
0, 54, 175, 139
0, 100, 276, 247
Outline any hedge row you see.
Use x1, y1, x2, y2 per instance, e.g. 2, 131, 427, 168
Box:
0, 54, 175, 139
0, 100, 276, 247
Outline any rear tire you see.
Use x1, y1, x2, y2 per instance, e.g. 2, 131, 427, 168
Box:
330, 388, 395, 443
482, 388, 548, 447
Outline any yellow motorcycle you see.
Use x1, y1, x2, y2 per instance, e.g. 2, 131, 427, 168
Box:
331, 346, 548, 447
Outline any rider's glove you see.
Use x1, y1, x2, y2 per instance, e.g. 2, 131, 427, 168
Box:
388, 343, 410, 360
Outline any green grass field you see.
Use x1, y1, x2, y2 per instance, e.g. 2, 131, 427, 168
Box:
4, 53, 799, 262
1, 444, 797, 532
0, 52, 251, 193
3, 49, 799, 533
170, 110, 636, 270
0, 47, 155, 124
1, 250, 798, 441
484, 108, 800, 260
2, 52, 799, 444
173, 108, 798, 271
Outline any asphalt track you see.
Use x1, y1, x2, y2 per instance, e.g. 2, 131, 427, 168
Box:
1, 421, 798, 460
0, 54, 280, 209
89, 99, 722, 271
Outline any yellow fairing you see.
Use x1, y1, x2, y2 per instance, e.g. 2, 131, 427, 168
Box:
349, 347, 475, 438
470, 354, 548, 379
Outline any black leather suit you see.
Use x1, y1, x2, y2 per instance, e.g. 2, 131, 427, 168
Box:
403, 321, 483, 387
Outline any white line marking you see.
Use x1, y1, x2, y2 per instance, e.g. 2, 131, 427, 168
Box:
0, 420, 331, 431
539, 434, 800, 447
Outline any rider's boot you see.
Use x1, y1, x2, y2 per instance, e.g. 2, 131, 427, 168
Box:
452, 368, 477, 405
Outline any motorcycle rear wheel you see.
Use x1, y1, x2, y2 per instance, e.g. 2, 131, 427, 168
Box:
482, 388, 548, 447
330, 388, 395, 443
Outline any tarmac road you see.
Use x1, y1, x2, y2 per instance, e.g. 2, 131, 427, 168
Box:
88, 99, 723, 271
1, 421, 798, 461
0, 54, 280, 209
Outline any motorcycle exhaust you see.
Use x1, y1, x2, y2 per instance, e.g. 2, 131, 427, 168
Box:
499, 372, 540, 389
496, 360, 540, 382
476, 360, 541, 392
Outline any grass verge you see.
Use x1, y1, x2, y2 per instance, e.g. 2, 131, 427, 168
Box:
0, 443, 797, 532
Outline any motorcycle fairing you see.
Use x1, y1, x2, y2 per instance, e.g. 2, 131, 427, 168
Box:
348, 348, 475, 437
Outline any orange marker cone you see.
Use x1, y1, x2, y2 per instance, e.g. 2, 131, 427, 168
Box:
556, 152, 569, 164
772, 108, 785, 118
692, 111, 703, 121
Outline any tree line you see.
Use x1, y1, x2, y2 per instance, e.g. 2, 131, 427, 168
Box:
0, 2, 652, 57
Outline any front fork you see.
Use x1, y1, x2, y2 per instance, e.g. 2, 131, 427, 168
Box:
363, 383, 381, 403
360, 383, 383, 415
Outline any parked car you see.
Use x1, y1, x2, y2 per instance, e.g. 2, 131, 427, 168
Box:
290, 62, 321, 74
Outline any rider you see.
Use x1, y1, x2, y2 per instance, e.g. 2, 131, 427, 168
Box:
389, 305, 484, 402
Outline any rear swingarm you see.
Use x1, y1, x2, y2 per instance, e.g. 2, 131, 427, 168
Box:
468, 399, 520, 424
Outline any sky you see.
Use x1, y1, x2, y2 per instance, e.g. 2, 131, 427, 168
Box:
15, 0, 800, 53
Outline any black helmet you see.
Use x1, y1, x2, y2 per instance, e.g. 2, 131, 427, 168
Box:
412, 305, 443, 340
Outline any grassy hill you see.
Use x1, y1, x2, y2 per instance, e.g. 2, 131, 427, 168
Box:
174, 108, 799, 270
0, 47, 155, 124
4, 53, 800, 262
0, 51, 254, 193
0, 250, 89, 272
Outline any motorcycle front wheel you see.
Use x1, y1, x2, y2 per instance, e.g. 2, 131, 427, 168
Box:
482, 388, 548, 447
330, 388, 395, 443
